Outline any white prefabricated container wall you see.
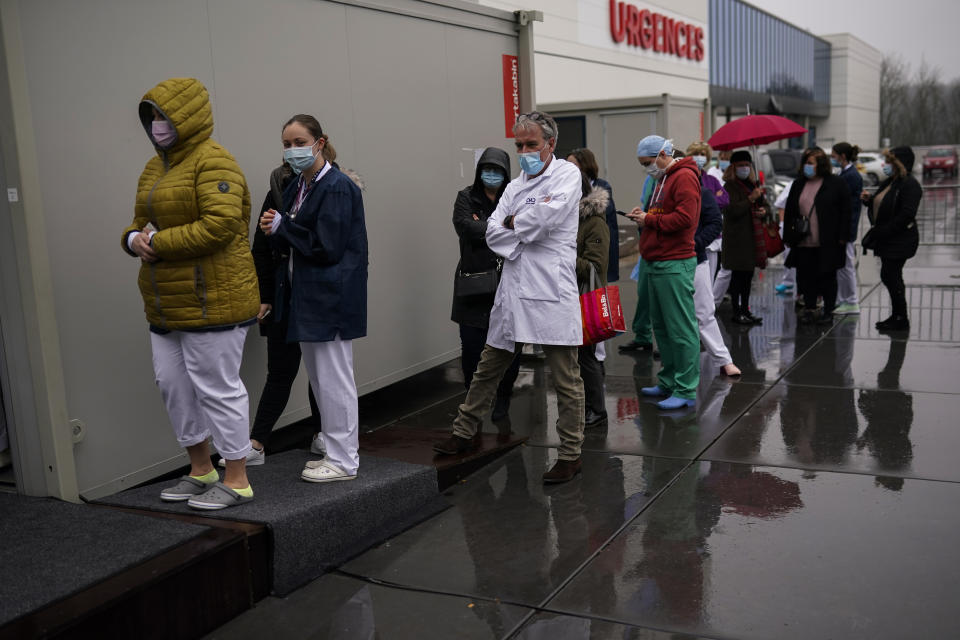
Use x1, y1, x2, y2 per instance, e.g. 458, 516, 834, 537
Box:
0, 0, 523, 498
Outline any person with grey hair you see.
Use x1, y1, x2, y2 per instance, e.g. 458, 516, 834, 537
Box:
434, 111, 586, 483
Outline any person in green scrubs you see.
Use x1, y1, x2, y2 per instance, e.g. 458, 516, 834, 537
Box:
626, 136, 702, 410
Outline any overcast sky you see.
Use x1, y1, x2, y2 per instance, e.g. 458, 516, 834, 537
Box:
754, 0, 960, 82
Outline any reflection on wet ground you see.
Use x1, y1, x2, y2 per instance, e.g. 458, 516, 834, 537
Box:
209, 235, 960, 638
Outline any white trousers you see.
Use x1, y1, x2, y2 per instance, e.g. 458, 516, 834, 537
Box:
779, 222, 795, 287
151, 327, 251, 460
713, 267, 732, 305
706, 249, 720, 285
695, 261, 733, 367
301, 336, 360, 475
836, 241, 858, 304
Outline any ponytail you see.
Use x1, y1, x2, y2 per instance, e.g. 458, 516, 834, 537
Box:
832, 142, 860, 162
320, 134, 337, 164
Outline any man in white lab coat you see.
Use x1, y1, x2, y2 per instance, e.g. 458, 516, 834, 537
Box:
434, 111, 586, 483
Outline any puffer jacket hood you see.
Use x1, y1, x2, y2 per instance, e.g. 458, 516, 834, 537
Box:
579, 186, 610, 219
139, 78, 214, 166
472, 147, 511, 196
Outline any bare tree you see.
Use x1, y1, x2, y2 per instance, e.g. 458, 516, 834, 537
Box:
945, 80, 960, 144
911, 59, 943, 145
880, 54, 909, 145
879, 54, 959, 145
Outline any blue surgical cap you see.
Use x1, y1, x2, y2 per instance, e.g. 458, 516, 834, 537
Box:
636, 135, 673, 158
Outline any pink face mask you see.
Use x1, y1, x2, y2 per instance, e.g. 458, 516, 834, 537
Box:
151, 120, 176, 148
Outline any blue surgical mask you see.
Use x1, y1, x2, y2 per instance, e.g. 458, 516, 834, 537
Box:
693, 155, 707, 169
803, 165, 816, 178
831, 158, 841, 168
719, 160, 730, 171
283, 144, 317, 174
882, 164, 893, 176
735, 166, 751, 180
519, 151, 545, 175
480, 169, 504, 188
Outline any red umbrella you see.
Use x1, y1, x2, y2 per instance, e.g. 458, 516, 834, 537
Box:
708, 114, 807, 150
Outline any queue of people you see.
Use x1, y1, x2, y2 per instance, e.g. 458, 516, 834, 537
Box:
123, 78, 919, 504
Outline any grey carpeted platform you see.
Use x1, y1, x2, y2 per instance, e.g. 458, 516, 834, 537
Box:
94, 451, 448, 595
0, 492, 211, 627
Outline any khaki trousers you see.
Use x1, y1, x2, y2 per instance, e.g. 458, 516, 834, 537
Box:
452, 343, 585, 460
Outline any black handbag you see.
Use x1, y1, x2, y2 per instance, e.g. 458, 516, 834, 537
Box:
790, 201, 814, 239
454, 259, 502, 297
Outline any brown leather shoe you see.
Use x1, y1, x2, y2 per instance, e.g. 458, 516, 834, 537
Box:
433, 434, 475, 455
542, 458, 582, 484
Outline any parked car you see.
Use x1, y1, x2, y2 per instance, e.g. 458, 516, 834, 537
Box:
856, 152, 885, 186
923, 147, 958, 178
759, 149, 802, 203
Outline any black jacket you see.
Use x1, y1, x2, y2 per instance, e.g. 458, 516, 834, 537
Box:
252, 164, 295, 335
271, 165, 368, 343
783, 174, 851, 273
838, 164, 864, 240
695, 182, 722, 265
864, 174, 921, 261
451, 147, 510, 328
594, 177, 620, 282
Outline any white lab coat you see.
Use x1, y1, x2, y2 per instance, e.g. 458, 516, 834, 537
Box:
485, 156, 582, 350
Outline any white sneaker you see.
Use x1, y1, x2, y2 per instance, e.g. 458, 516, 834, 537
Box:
310, 433, 326, 456
301, 459, 356, 483
834, 303, 860, 315
218, 446, 265, 467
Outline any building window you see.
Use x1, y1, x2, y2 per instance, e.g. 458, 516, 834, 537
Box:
555, 116, 586, 160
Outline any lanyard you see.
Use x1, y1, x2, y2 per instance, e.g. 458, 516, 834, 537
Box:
292, 161, 332, 216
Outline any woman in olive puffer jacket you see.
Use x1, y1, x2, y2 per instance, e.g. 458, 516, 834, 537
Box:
122, 77, 259, 510
575, 173, 611, 429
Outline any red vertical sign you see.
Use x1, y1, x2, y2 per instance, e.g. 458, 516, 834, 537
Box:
502, 54, 519, 138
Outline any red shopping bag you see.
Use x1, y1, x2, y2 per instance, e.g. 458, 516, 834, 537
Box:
580, 284, 625, 346
764, 222, 785, 258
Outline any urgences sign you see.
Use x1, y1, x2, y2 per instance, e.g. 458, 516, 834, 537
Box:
609, 0, 705, 61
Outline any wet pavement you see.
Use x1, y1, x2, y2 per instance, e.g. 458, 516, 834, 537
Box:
208, 181, 960, 639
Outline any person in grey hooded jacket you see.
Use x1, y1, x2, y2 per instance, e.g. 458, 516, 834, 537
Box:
451, 147, 519, 422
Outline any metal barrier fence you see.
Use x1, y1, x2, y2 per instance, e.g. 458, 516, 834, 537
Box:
861, 181, 958, 245
916, 184, 959, 245
859, 285, 960, 342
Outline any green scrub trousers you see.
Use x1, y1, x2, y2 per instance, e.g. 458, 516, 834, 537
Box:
646, 257, 700, 399
631, 256, 652, 344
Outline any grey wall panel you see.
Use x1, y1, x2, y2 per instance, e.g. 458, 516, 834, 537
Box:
600, 111, 657, 215
15, 0, 220, 496
342, 4, 517, 391
203, 0, 357, 455
669, 104, 706, 150
9, 0, 517, 496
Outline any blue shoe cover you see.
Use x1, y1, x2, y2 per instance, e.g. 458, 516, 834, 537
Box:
774, 283, 793, 293
657, 395, 695, 410
641, 385, 668, 397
